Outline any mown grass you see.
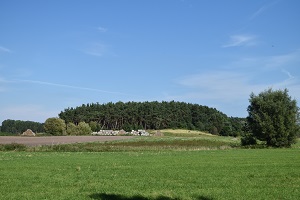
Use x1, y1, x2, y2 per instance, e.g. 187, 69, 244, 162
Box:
0, 149, 300, 200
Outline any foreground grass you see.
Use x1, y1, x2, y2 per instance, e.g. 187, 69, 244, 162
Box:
0, 149, 300, 200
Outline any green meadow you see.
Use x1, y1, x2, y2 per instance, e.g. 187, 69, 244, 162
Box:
0, 131, 300, 200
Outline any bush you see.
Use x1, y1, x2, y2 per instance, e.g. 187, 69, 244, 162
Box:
66, 122, 79, 135
78, 122, 92, 135
66, 122, 92, 135
0, 143, 27, 151
44, 118, 66, 136
241, 133, 257, 146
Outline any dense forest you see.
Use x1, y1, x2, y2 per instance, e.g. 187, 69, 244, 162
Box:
59, 101, 245, 136
0, 119, 44, 134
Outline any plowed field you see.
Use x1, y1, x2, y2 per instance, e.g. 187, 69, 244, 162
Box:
0, 136, 134, 146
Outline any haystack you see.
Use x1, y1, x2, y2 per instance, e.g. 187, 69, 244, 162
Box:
22, 129, 36, 136
118, 129, 126, 135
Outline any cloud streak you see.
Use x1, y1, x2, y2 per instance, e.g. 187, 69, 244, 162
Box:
0, 46, 12, 53
281, 69, 294, 79
14, 79, 135, 96
171, 49, 300, 116
83, 43, 115, 57
250, 0, 280, 20
178, 71, 257, 102
97, 26, 108, 33
222, 35, 257, 48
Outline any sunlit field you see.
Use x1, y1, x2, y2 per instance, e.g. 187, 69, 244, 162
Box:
0, 150, 299, 200
0, 132, 300, 200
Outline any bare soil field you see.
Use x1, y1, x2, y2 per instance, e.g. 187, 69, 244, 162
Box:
0, 136, 134, 146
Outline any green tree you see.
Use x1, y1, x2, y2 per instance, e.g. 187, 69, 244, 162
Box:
58, 101, 240, 135
66, 122, 79, 135
89, 121, 99, 132
1, 119, 44, 134
44, 118, 66, 136
247, 88, 299, 147
78, 122, 92, 135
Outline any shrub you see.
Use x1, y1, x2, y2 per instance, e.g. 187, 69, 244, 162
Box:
0, 143, 27, 151
78, 122, 92, 135
44, 118, 66, 135
241, 133, 257, 146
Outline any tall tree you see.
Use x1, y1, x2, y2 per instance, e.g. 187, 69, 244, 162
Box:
59, 101, 240, 136
44, 118, 66, 136
77, 122, 92, 135
1, 119, 44, 134
247, 88, 299, 147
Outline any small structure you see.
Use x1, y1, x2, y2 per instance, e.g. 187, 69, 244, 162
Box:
22, 129, 36, 136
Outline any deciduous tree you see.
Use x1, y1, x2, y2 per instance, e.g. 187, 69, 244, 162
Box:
44, 118, 66, 136
78, 122, 92, 135
247, 88, 299, 147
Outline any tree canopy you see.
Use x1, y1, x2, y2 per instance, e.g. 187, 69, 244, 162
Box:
44, 118, 66, 136
59, 101, 244, 136
247, 88, 299, 147
0, 119, 44, 134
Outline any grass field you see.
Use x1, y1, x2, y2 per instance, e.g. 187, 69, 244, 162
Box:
1, 130, 300, 199
0, 148, 300, 200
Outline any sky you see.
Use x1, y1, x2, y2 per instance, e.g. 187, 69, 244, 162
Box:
1, 0, 300, 124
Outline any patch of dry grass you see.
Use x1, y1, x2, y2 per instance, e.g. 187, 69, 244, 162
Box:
157, 129, 213, 137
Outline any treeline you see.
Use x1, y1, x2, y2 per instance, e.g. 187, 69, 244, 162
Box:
59, 101, 245, 136
0, 119, 44, 134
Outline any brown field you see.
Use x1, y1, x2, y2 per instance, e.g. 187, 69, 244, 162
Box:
0, 136, 134, 146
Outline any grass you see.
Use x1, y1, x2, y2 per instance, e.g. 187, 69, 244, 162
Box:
0, 149, 300, 200
1, 130, 299, 199
49, 136, 238, 152
157, 129, 213, 137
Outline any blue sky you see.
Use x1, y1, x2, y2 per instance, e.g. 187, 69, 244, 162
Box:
1, 0, 300, 123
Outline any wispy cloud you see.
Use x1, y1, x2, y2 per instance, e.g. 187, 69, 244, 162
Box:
171, 49, 300, 116
250, 0, 280, 20
0, 79, 6, 92
83, 43, 115, 57
179, 53, 300, 95
0, 77, 14, 92
178, 71, 256, 102
175, 69, 298, 110
222, 49, 300, 71
15, 79, 134, 96
222, 35, 257, 48
0, 46, 12, 53
265, 49, 300, 69
281, 69, 294, 80
97, 26, 108, 33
